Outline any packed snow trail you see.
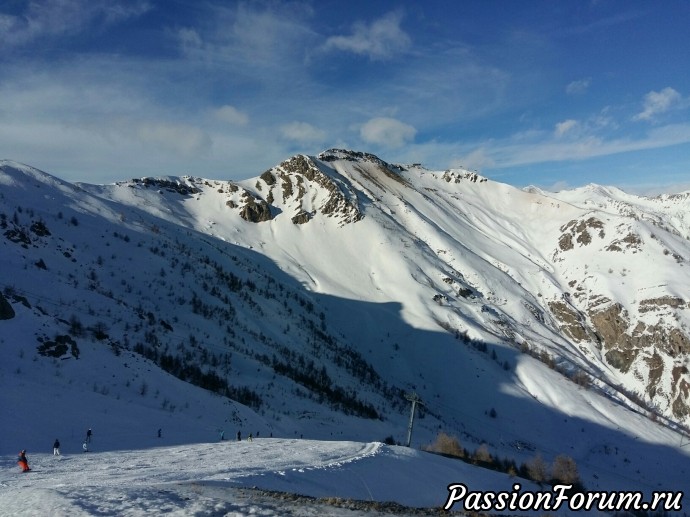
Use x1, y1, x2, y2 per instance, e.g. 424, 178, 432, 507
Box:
0, 438, 546, 516
2, 440, 379, 489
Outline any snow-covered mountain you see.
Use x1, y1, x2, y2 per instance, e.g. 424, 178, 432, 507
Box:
1, 151, 690, 510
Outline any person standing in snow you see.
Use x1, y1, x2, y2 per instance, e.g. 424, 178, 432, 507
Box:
17, 450, 30, 472
237, 430, 241, 441
53, 439, 60, 455
86, 428, 92, 443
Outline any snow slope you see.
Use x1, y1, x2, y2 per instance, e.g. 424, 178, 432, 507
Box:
0, 438, 553, 516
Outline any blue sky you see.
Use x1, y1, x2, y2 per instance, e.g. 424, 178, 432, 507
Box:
1, 0, 689, 192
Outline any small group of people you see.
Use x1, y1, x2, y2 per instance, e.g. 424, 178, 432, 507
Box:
18, 428, 92, 472
234, 430, 258, 441
219, 430, 259, 442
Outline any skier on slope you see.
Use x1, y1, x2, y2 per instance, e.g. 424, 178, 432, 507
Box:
17, 450, 30, 472
86, 428, 92, 443
53, 439, 60, 456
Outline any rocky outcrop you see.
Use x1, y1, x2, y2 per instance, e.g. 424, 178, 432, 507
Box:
442, 170, 487, 184
272, 155, 363, 225
547, 296, 690, 419
218, 154, 364, 225
291, 211, 312, 225
606, 233, 642, 252
239, 195, 273, 223
559, 217, 605, 248
131, 177, 200, 196
672, 378, 690, 418
558, 233, 574, 251
37, 334, 79, 358
588, 303, 630, 351
260, 169, 276, 186
639, 296, 686, 313
547, 300, 595, 343
0, 292, 15, 320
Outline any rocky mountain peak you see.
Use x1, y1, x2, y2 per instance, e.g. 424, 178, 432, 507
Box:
4, 151, 690, 432
246, 154, 363, 226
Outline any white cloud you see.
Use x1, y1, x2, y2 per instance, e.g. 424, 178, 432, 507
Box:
0, 0, 151, 48
176, 3, 316, 70
178, 28, 203, 53
323, 11, 410, 60
543, 180, 572, 193
452, 148, 496, 170
280, 122, 326, 144
554, 119, 579, 137
480, 122, 690, 169
101, 2, 152, 24
137, 122, 211, 156
565, 78, 591, 95
214, 105, 249, 126
633, 87, 682, 121
360, 117, 416, 148
623, 181, 690, 197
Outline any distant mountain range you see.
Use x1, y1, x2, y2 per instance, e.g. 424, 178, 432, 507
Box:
2, 150, 690, 494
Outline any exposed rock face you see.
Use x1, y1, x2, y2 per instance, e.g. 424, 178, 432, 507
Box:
37, 334, 79, 358
547, 300, 596, 343
546, 202, 690, 422
131, 177, 200, 196
606, 233, 642, 252
239, 195, 273, 223
259, 169, 276, 186
548, 296, 690, 419
559, 217, 605, 247
291, 211, 312, 225
639, 296, 686, 313
0, 292, 15, 320
442, 170, 487, 184
268, 155, 363, 225
588, 303, 690, 359
209, 154, 365, 225
673, 378, 690, 418
588, 303, 630, 351
30, 220, 51, 237
558, 233, 574, 251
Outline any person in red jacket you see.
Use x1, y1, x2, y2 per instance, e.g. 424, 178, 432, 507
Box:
17, 450, 30, 472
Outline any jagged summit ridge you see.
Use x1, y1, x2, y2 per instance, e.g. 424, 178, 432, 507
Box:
256, 153, 363, 225
318, 148, 399, 169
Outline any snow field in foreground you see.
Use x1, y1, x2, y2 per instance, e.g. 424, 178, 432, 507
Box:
0, 438, 543, 516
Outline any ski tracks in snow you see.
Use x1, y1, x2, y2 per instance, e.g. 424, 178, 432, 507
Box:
0, 438, 549, 515
0, 439, 385, 516
277, 440, 382, 475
